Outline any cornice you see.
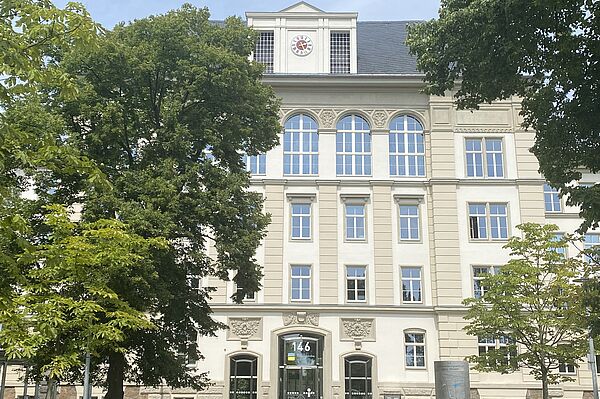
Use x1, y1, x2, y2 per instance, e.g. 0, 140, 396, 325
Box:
262, 74, 426, 89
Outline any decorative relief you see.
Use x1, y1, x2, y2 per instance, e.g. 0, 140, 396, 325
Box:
319, 109, 337, 128
454, 127, 513, 133
371, 110, 388, 128
227, 317, 262, 341
341, 318, 374, 340
282, 311, 319, 326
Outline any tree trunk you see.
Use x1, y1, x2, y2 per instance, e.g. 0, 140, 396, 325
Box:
44, 379, 57, 399
541, 372, 549, 399
105, 352, 125, 399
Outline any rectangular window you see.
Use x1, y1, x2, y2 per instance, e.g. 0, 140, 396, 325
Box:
551, 233, 567, 257
473, 266, 500, 298
544, 183, 561, 212
401, 267, 422, 303
405, 332, 426, 368
254, 31, 274, 73
330, 31, 350, 74
243, 154, 266, 175
345, 204, 366, 240
291, 265, 311, 301
236, 285, 256, 302
291, 203, 311, 240
346, 266, 366, 302
478, 336, 496, 356
478, 336, 516, 366
469, 203, 508, 240
399, 204, 420, 240
559, 363, 576, 375
465, 138, 504, 178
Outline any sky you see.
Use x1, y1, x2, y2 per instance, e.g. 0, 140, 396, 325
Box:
53, 0, 441, 28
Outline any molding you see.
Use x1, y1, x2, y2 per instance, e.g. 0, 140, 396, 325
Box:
545, 212, 582, 219
250, 178, 546, 187
340, 193, 370, 203
454, 127, 514, 133
394, 194, 424, 204
262, 75, 427, 89
286, 192, 317, 201
210, 304, 441, 313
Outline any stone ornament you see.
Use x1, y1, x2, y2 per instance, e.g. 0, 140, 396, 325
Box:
341, 318, 374, 340
371, 110, 388, 128
227, 317, 262, 340
319, 109, 337, 128
282, 311, 320, 326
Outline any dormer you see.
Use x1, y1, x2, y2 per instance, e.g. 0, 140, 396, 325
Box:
246, 2, 358, 74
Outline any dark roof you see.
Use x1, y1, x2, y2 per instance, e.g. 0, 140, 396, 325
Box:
357, 21, 420, 74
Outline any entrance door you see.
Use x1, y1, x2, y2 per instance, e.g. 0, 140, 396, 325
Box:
279, 333, 324, 399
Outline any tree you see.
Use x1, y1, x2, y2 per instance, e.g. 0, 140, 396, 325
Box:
41, 5, 280, 398
406, 0, 600, 231
0, 205, 164, 380
462, 223, 588, 399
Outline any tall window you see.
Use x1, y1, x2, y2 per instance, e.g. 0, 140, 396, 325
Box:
291, 265, 311, 301
389, 116, 425, 176
291, 203, 311, 239
230, 355, 258, 399
344, 356, 373, 399
345, 204, 366, 240
254, 31, 274, 73
473, 266, 500, 298
284, 114, 319, 175
401, 267, 422, 303
469, 203, 508, 240
346, 266, 367, 302
243, 154, 266, 175
180, 329, 198, 366
465, 138, 504, 178
544, 183, 561, 212
405, 331, 426, 368
330, 31, 350, 74
336, 115, 371, 176
584, 234, 600, 264
398, 204, 420, 241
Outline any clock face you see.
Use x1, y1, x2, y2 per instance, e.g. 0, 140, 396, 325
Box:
291, 35, 313, 56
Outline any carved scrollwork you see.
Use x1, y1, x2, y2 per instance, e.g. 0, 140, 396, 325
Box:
282, 311, 319, 326
341, 318, 375, 341
228, 317, 262, 340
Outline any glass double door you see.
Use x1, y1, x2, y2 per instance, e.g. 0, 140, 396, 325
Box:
279, 333, 324, 399
281, 366, 321, 399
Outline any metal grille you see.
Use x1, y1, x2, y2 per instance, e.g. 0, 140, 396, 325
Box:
254, 31, 274, 73
330, 31, 350, 73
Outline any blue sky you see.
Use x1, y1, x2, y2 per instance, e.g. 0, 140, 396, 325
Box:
53, 1, 440, 28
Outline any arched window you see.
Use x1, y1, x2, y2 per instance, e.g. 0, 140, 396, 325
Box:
283, 114, 319, 175
336, 115, 371, 176
344, 355, 373, 399
389, 115, 425, 176
230, 355, 258, 399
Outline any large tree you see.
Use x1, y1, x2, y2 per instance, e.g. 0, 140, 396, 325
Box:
463, 223, 588, 399
406, 0, 600, 231
42, 5, 280, 398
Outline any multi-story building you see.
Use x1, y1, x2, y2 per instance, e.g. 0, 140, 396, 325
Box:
2, 2, 599, 399
191, 3, 600, 399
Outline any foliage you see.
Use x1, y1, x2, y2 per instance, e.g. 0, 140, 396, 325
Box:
463, 223, 588, 399
0, 205, 164, 379
35, 4, 281, 396
406, 0, 600, 232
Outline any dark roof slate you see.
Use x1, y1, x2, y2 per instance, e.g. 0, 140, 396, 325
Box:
357, 21, 420, 74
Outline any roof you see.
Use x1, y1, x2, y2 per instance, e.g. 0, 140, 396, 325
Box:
357, 21, 420, 75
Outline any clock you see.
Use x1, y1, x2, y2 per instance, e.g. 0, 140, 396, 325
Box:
291, 35, 313, 56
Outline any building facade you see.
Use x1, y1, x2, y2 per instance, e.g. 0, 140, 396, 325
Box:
2, 2, 599, 399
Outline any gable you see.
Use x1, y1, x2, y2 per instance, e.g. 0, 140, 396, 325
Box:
279, 1, 325, 13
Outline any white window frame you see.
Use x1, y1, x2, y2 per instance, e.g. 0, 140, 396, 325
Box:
346, 265, 367, 303
558, 363, 577, 375
243, 153, 266, 176
290, 203, 312, 240
290, 265, 311, 302
283, 114, 319, 175
330, 31, 350, 74
345, 203, 366, 241
544, 183, 562, 212
584, 234, 600, 264
404, 330, 426, 369
401, 266, 423, 304
477, 336, 516, 366
398, 204, 420, 241
253, 30, 274, 73
389, 115, 426, 177
336, 115, 372, 176
465, 137, 505, 178
472, 266, 501, 298
468, 203, 509, 241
